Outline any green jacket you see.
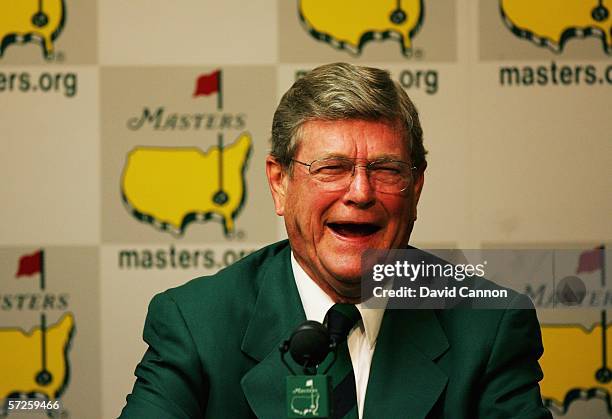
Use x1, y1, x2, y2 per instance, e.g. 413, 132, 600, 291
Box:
119, 240, 551, 419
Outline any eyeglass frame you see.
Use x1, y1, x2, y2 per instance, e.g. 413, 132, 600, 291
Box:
290, 156, 418, 193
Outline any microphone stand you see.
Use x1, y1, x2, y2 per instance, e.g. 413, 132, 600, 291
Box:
280, 320, 339, 418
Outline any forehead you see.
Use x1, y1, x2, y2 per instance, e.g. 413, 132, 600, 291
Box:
296, 119, 409, 161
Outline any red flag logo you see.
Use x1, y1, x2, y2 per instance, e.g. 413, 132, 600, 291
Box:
16, 250, 42, 277
576, 247, 603, 274
193, 70, 220, 97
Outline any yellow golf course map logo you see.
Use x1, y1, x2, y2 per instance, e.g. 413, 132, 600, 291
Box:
1, 250, 75, 416
0, 0, 66, 59
0, 314, 74, 406
121, 132, 252, 237
500, 0, 612, 54
298, 0, 424, 56
540, 319, 612, 415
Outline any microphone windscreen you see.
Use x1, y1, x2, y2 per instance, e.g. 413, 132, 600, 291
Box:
288, 320, 331, 367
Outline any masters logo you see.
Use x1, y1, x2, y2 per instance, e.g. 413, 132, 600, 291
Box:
121, 133, 252, 237
298, 0, 424, 56
122, 69, 253, 238
532, 247, 611, 415
540, 317, 612, 415
0, 250, 74, 417
500, 0, 612, 54
0, 0, 66, 59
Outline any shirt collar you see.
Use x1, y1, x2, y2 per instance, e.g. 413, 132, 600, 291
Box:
291, 251, 384, 349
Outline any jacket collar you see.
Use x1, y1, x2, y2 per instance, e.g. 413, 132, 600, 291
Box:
363, 308, 449, 419
240, 242, 449, 419
240, 243, 306, 418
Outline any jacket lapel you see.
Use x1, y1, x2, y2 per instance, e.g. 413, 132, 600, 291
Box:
363, 309, 449, 419
240, 245, 306, 419
240, 244, 450, 419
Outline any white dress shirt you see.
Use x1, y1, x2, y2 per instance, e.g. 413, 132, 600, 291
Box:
291, 252, 385, 419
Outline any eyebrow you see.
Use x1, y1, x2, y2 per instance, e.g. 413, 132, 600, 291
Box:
315, 153, 406, 161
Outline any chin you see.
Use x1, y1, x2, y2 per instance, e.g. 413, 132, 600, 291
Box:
330, 277, 363, 300
324, 261, 363, 283
323, 243, 382, 276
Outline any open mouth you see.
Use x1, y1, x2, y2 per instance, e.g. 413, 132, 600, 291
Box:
327, 222, 382, 238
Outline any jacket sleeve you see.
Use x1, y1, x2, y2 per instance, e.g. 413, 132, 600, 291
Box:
118, 291, 208, 419
477, 294, 553, 419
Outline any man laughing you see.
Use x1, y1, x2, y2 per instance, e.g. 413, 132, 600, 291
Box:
120, 63, 551, 419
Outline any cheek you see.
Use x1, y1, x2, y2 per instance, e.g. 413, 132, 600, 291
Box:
286, 187, 323, 227
382, 196, 415, 226
295, 193, 337, 235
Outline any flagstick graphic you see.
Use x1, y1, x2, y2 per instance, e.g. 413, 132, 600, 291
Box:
193, 70, 229, 208
15, 249, 52, 385
592, 0, 609, 22
39, 249, 45, 291
390, 0, 407, 24
211, 71, 227, 205
217, 70, 223, 111
31, 0, 49, 28
596, 245, 611, 383
36, 312, 52, 386
37, 251, 52, 385
15, 248, 45, 292
213, 133, 228, 205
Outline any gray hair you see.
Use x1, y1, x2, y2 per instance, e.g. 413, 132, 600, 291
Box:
271, 62, 427, 169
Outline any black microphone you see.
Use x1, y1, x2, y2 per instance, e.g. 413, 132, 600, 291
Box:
286, 320, 331, 370
280, 321, 336, 418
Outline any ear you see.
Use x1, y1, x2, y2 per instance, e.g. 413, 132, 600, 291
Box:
266, 155, 287, 216
411, 163, 426, 221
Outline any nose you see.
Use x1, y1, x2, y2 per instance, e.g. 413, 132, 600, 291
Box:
342, 165, 376, 208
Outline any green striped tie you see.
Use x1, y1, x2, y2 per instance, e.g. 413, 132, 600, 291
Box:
324, 304, 361, 419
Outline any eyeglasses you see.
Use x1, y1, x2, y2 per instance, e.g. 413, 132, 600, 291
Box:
291, 157, 417, 193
